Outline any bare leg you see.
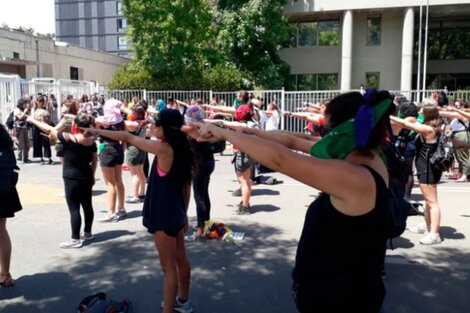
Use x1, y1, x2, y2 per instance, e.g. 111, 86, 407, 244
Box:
419, 183, 441, 234
0, 219, 12, 279
155, 231, 178, 313
237, 169, 252, 207
175, 229, 191, 300
101, 166, 117, 215
114, 165, 125, 210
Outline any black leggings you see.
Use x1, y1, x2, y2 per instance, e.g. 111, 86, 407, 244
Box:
64, 178, 94, 239
193, 160, 215, 228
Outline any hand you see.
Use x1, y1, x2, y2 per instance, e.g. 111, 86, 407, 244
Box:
283, 111, 291, 116
191, 122, 225, 142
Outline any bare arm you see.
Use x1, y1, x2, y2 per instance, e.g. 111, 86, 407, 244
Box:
452, 108, 470, 120
83, 128, 165, 156
390, 115, 435, 136
195, 123, 375, 213
204, 104, 236, 114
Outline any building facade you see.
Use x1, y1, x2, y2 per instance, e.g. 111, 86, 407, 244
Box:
0, 27, 128, 82
55, 0, 131, 57
281, 0, 470, 91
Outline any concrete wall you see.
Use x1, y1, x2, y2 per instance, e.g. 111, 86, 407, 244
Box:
351, 10, 404, 90
284, 0, 470, 13
280, 10, 404, 89
0, 28, 128, 83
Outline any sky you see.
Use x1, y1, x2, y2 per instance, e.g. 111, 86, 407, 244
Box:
0, 0, 55, 34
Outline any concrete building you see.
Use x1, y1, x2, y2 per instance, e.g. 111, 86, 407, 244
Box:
55, 0, 131, 57
0, 27, 128, 83
281, 0, 470, 91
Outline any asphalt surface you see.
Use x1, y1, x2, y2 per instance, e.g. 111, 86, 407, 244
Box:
1, 149, 469, 313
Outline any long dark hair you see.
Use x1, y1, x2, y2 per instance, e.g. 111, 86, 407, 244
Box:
0, 123, 13, 150
159, 109, 193, 183
422, 104, 442, 137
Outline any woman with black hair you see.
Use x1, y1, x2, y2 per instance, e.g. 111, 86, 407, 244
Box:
27, 113, 98, 248
193, 89, 391, 313
0, 122, 22, 287
391, 104, 444, 245
84, 109, 194, 313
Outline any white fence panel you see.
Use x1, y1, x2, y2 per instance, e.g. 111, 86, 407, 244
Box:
0, 75, 21, 124
146, 90, 211, 103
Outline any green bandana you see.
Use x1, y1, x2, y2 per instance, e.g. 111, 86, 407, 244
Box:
310, 99, 392, 159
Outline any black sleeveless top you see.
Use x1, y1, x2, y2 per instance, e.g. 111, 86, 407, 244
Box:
142, 157, 187, 234
292, 166, 388, 312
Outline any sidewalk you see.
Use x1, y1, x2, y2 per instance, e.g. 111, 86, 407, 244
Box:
1, 154, 469, 312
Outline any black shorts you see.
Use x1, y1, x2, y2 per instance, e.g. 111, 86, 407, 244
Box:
233, 151, 254, 173
417, 170, 442, 185
99, 143, 124, 167
163, 224, 185, 238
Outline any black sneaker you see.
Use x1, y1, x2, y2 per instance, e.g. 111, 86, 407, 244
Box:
231, 188, 242, 197
235, 203, 251, 215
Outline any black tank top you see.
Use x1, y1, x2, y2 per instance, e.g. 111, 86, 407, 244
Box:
292, 166, 388, 311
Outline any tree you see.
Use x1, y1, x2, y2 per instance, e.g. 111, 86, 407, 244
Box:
122, 0, 216, 77
214, 0, 293, 88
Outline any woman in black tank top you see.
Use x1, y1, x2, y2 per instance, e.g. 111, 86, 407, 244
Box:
193, 89, 393, 313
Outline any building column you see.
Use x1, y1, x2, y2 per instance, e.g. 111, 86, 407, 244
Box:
341, 10, 353, 91
400, 8, 414, 92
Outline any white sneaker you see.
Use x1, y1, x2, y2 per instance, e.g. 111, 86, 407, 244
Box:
60, 238, 83, 249
161, 298, 193, 313
419, 232, 442, 245
98, 213, 118, 223
407, 223, 428, 234
116, 209, 127, 219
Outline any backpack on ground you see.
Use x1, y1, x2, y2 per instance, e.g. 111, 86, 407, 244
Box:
77, 292, 131, 313
6, 111, 15, 130
429, 136, 454, 172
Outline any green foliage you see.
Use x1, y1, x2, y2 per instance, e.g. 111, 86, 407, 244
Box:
214, 0, 293, 88
122, 0, 215, 77
116, 0, 292, 90
107, 63, 244, 91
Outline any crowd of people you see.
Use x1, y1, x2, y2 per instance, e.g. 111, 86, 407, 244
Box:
1, 88, 469, 312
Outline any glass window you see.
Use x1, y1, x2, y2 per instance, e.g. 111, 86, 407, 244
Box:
299, 23, 317, 47
367, 16, 381, 46
117, 36, 127, 50
13, 52, 20, 59
70, 66, 79, 80
318, 21, 340, 46
116, 1, 123, 15
117, 19, 128, 32
366, 72, 380, 88
297, 74, 316, 90
317, 74, 339, 90
293, 74, 338, 90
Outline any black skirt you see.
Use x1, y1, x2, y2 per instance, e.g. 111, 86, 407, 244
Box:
1, 187, 22, 218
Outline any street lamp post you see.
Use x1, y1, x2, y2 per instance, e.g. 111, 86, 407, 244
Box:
422, 0, 430, 95
35, 37, 40, 77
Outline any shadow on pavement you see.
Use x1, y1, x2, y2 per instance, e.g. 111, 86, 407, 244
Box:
0, 222, 298, 313
440, 226, 466, 240
251, 189, 280, 196
384, 248, 470, 313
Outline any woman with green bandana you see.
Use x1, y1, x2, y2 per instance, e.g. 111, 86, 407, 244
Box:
192, 89, 392, 313
390, 104, 443, 245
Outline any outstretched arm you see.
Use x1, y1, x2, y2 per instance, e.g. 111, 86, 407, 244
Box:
193, 122, 372, 207
390, 115, 435, 136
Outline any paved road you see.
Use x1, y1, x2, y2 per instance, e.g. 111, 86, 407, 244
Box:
1, 151, 469, 312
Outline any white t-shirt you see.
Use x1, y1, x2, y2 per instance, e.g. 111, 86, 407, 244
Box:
265, 110, 280, 131
450, 118, 468, 132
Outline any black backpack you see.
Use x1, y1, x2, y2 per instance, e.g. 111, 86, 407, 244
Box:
77, 292, 131, 313
6, 111, 15, 130
429, 136, 454, 172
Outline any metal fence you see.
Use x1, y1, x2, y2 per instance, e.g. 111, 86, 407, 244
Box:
2, 74, 470, 129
